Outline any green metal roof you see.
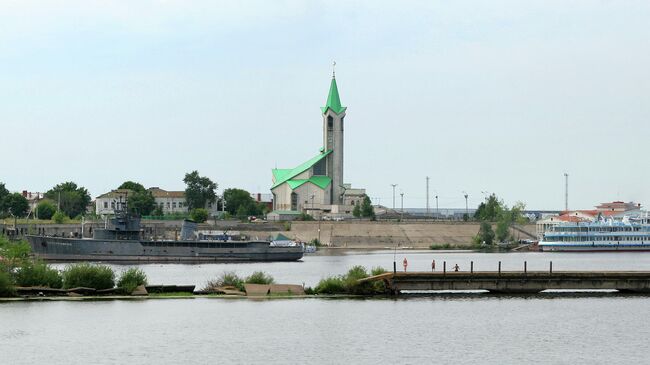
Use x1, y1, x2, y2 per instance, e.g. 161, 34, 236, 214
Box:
320, 77, 346, 114
271, 150, 332, 189
269, 210, 302, 215
286, 175, 332, 190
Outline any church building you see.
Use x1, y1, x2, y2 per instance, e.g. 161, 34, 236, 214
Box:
269, 70, 366, 220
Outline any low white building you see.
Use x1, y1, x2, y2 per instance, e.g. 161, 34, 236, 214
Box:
95, 189, 132, 215
148, 187, 188, 215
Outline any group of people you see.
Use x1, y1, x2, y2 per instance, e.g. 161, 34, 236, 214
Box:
402, 258, 460, 272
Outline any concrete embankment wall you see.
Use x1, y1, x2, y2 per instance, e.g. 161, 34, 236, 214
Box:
286, 222, 537, 249
2, 220, 537, 249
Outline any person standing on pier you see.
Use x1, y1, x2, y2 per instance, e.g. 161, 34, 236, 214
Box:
431, 259, 436, 272
403, 258, 408, 272
453, 264, 460, 272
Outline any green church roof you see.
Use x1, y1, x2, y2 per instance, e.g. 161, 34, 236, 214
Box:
286, 175, 332, 190
320, 77, 346, 114
271, 150, 332, 189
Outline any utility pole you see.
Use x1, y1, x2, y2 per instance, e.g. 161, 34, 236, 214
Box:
400, 192, 404, 221
435, 194, 439, 219
564, 173, 569, 211
426, 176, 430, 217
463, 191, 468, 218
390, 184, 398, 210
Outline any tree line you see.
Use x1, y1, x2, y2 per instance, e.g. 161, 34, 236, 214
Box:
473, 193, 527, 245
0, 170, 269, 223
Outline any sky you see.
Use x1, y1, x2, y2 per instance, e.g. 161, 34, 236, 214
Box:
1, 1, 649, 210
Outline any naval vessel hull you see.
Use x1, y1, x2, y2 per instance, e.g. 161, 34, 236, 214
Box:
25, 235, 304, 262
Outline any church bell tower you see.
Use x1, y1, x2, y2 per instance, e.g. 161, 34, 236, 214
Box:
321, 63, 346, 205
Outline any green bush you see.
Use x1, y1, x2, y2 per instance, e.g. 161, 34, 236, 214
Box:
116, 268, 148, 293
314, 276, 346, 294
203, 271, 245, 292
245, 271, 274, 285
15, 261, 63, 288
62, 263, 115, 290
370, 266, 387, 276
0, 237, 31, 268
310, 238, 322, 247
0, 269, 16, 297
190, 208, 209, 223
36, 201, 57, 220
52, 211, 67, 224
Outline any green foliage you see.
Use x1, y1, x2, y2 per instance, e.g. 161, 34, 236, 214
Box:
283, 222, 291, 231
314, 265, 385, 295
4, 193, 29, 217
0, 182, 9, 215
474, 194, 504, 221
475, 222, 495, 245
203, 271, 245, 292
370, 266, 387, 276
463, 213, 469, 221
52, 211, 67, 224
45, 182, 91, 218
352, 203, 361, 218
118, 181, 145, 192
183, 171, 217, 210
0, 236, 31, 268
128, 191, 156, 216
62, 263, 115, 290
15, 260, 63, 288
430, 243, 453, 250
297, 212, 314, 221
116, 268, 148, 294
0, 269, 16, 297
310, 238, 322, 247
190, 208, 209, 223
36, 200, 57, 220
360, 196, 375, 219
495, 220, 511, 242
223, 188, 265, 218
245, 271, 275, 285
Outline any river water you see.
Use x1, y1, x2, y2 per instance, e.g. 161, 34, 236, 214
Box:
2, 250, 650, 364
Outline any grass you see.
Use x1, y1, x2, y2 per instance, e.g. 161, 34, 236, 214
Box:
62, 263, 115, 290
15, 260, 63, 288
313, 265, 387, 295
203, 271, 277, 292
116, 268, 148, 294
149, 292, 194, 297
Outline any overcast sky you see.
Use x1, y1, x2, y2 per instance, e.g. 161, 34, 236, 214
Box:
1, 1, 649, 210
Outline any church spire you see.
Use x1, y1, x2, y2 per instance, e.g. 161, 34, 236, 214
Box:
321, 70, 346, 114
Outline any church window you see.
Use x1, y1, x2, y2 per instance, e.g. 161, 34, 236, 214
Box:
327, 116, 333, 130
291, 193, 298, 211
313, 159, 326, 175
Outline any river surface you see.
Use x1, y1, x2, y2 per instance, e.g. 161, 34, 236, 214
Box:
2, 250, 650, 364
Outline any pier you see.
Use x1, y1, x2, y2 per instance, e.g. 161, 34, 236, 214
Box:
361, 269, 650, 294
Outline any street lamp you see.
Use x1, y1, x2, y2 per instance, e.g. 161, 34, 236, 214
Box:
400, 192, 404, 221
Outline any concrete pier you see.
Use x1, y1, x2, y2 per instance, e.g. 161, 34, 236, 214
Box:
361, 271, 650, 294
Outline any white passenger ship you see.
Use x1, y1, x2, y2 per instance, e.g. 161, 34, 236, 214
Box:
539, 216, 650, 252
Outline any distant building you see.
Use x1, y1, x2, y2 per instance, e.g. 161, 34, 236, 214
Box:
95, 187, 219, 216
148, 187, 188, 215
95, 189, 132, 215
269, 70, 366, 220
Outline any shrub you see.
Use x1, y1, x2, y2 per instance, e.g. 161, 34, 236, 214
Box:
203, 271, 245, 292
370, 266, 387, 276
62, 263, 115, 290
116, 268, 148, 293
15, 261, 63, 288
310, 238, 322, 247
0, 269, 15, 297
52, 211, 67, 224
314, 276, 346, 294
245, 271, 274, 285
190, 208, 209, 223
36, 201, 57, 220
0, 237, 31, 268
283, 222, 291, 231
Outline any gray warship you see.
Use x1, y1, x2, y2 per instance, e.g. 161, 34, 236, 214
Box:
25, 208, 303, 262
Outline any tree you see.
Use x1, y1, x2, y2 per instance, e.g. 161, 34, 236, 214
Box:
474, 194, 504, 221
0, 182, 9, 214
4, 193, 29, 218
495, 220, 510, 242
183, 171, 217, 210
190, 208, 209, 223
224, 188, 257, 216
45, 182, 91, 218
352, 202, 361, 218
118, 181, 155, 216
476, 221, 495, 245
360, 196, 375, 219
36, 200, 57, 220
118, 181, 145, 192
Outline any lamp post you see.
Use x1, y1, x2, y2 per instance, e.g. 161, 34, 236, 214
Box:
435, 193, 439, 219
400, 192, 404, 221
